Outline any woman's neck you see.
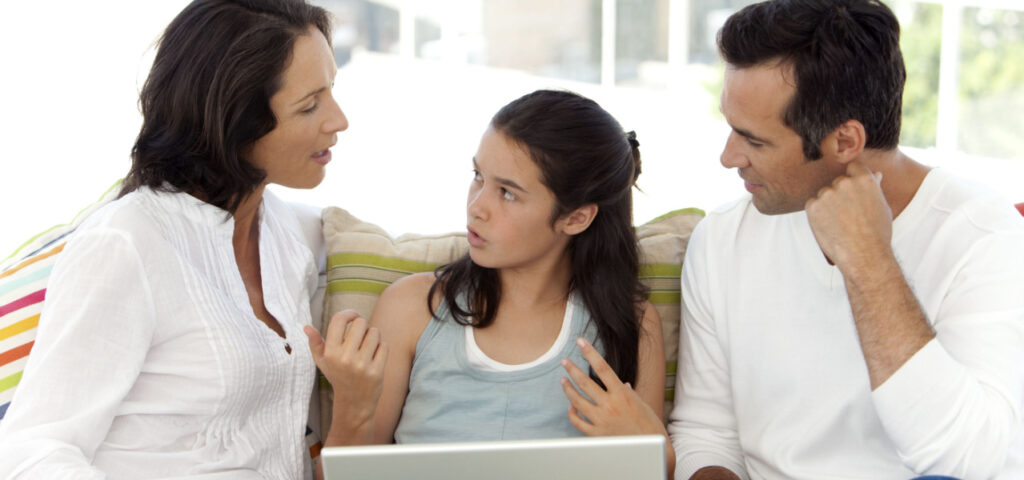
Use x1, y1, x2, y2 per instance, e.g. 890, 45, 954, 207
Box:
232, 185, 265, 253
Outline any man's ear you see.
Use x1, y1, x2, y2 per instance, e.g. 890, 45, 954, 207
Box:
558, 204, 598, 236
824, 119, 866, 164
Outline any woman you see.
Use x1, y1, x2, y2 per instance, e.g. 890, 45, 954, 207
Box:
0, 1, 385, 478
368, 90, 674, 473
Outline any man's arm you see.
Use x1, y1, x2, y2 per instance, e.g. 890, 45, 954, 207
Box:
805, 162, 934, 389
806, 161, 1024, 477
668, 221, 749, 480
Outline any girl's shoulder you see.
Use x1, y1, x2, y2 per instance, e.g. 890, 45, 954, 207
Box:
371, 272, 440, 352
379, 272, 439, 310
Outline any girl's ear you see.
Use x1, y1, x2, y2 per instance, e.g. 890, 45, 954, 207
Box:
559, 204, 598, 236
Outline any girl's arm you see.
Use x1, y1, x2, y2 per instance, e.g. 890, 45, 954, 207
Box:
560, 301, 676, 477
367, 272, 437, 444
635, 302, 667, 421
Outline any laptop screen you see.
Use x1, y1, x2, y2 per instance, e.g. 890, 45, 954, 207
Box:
321, 435, 666, 480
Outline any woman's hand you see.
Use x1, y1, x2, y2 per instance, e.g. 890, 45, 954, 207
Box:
559, 337, 667, 438
304, 310, 388, 445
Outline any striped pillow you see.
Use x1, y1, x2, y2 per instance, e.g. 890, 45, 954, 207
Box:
319, 206, 704, 433
0, 182, 122, 421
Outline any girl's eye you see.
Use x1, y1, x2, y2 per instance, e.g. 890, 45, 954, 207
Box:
472, 169, 482, 182
501, 188, 516, 201
300, 103, 318, 114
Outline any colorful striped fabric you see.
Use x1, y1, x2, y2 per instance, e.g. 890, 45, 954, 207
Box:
0, 242, 66, 419
318, 206, 704, 433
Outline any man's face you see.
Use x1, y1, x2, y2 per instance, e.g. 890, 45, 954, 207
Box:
719, 63, 845, 215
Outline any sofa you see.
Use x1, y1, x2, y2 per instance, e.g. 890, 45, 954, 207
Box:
0, 183, 705, 444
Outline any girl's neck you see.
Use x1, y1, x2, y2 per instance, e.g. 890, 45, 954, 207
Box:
498, 251, 573, 308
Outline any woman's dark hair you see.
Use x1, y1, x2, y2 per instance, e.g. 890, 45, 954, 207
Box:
429, 90, 648, 385
120, 0, 332, 212
717, 0, 905, 160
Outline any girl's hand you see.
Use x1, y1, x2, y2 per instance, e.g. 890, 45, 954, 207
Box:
559, 338, 667, 438
304, 310, 388, 444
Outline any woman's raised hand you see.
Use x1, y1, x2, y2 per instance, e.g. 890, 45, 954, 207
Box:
304, 310, 388, 445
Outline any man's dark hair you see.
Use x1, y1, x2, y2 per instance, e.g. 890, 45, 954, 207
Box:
718, 0, 905, 159
121, 0, 332, 212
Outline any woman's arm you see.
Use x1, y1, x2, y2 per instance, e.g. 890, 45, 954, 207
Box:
0, 229, 156, 478
367, 272, 437, 444
304, 310, 387, 446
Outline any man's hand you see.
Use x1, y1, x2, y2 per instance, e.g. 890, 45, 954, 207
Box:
805, 161, 893, 272
690, 466, 742, 480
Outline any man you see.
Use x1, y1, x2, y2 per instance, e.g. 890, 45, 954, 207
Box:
667, 1, 1024, 479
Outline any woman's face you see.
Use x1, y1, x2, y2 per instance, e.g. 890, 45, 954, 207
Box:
250, 26, 348, 190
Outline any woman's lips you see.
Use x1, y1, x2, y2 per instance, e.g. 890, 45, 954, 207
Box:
312, 149, 332, 165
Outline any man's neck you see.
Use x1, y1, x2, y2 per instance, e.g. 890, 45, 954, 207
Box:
857, 148, 931, 218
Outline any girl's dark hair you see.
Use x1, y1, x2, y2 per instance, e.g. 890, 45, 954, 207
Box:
429, 90, 648, 385
718, 0, 905, 160
120, 0, 332, 212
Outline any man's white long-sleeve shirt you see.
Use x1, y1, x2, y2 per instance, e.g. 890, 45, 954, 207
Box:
669, 168, 1024, 479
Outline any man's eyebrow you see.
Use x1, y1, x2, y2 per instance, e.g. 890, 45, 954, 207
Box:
732, 126, 773, 146
472, 158, 527, 193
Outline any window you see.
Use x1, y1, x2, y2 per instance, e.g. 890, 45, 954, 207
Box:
300, 0, 1023, 235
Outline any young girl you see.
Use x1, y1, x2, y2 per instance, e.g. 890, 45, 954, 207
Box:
368, 90, 673, 471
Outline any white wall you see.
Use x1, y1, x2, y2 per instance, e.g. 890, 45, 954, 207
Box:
0, 1, 190, 257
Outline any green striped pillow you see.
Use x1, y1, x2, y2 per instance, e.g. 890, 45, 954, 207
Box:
320, 206, 704, 429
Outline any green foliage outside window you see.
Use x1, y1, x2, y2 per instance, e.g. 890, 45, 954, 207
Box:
899, 2, 1024, 159
957, 7, 1024, 159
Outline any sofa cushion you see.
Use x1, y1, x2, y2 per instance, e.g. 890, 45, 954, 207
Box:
320, 206, 704, 434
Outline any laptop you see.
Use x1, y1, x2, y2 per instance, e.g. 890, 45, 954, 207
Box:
321, 434, 666, 480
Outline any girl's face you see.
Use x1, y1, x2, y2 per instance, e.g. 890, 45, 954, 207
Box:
466, 127, 575, 272
249, 26, 348, 190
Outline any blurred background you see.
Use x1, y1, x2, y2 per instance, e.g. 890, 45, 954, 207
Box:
1, 0, 1022, 257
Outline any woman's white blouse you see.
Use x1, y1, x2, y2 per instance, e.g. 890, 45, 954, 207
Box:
0, 187, 318, 479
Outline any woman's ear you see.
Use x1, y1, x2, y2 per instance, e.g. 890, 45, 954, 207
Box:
825, 119, 866, 165
559, 204, 598, 236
